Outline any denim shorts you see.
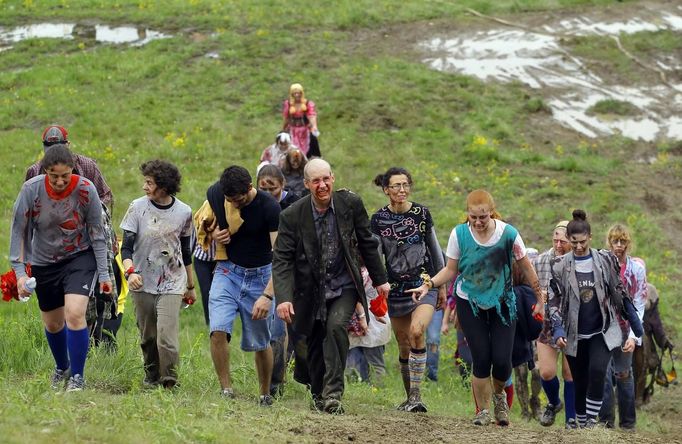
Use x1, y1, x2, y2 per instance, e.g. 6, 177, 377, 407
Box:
209, 260, 273, 352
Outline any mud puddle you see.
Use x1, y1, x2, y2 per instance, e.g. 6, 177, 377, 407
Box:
421, 4, 682, 142
0, 23, 170, 51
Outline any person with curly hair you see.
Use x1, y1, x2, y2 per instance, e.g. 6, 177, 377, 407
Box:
282, 83, 319, 156
120, 159, 195, 389
599, 224, 647, 430
10, 144, 112, 392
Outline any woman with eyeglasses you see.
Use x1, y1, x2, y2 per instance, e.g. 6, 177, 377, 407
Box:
370, 167, 445, 413
533, 221, 577, 429
408, 189, 543, 426
548, 210, 633, 429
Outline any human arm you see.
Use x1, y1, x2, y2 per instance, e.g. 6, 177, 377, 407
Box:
547, 259, 567, 348
517, 255, 545, 320
441, 305, 451, 335
120, 230, 143, 291
252, 231, 278, 320
281, 100, 290, 131
180, 234, 196, 304
351, 194, 388, 292
273, 213, 297, 323
425, 224, 447, 308
407, 257, 459, 302
84, 184, 112, 292
628, 259, 647, 343
306, 100, 318, 134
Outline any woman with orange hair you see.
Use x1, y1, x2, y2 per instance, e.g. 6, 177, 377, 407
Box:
282, 83, 319, 157
409, 190, 543, 426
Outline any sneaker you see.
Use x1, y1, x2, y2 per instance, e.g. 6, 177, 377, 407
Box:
259, 394, 274, 407
405, 388, 428, 413
323, 398, 344, 415
221, 388, 235, 399
565, 418, 579, 430
65, 374, 85, 392
539, 401, 563, 426
493, 393, 510, 426
473, 409, 493, 426
50, 368, 71, 390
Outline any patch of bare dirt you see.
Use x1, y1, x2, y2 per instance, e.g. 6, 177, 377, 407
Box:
289, 406, 680, 443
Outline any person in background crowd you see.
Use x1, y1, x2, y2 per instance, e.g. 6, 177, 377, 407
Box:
371, 167, 445, 413
409, 190, 544, 426
10, 144, 112, 391
273, 159, 389, 414
281, 148, 308, 197
260, 132, 297, 170
345, 267, 392, 386
26, 125, 113, 209
120, 160, 195, 389
533, 221, 577, 428
550, 210, 635, 429
633, 283, 674, 406
600, 224, 647, 430
282, 83, 318, 156
257, 164, 301, 397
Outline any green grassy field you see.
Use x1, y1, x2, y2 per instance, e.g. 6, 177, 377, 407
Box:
0, 0, 680, 442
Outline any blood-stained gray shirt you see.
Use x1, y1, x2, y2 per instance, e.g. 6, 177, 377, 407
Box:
9, 174, 109, 282
120, 196, 192, 295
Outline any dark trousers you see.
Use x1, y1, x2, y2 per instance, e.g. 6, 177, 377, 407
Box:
456, 297, 515, 381
194, 258, 216, 325
600, 348, 636, 428
566, 335, 613, 417
307, 289, 357, 401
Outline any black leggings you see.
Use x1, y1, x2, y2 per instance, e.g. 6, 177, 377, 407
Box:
456, 297, 515, 381
566, 335, 613, 416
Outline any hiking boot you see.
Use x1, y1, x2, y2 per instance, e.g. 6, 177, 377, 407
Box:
565, 418, 578, 429
583, 418, 600, 429
259, 394, 274, 407
50, 368, 71, 390
323, 398, 344, 415
221, 388, 235, 399
405, 388, 427, 413
396, 399, 409, 411
539, 401, 563, 426
473, 409, 493, 426
310, 395, 324, 412
65, 374, 85, 392
493, 393, 510, 426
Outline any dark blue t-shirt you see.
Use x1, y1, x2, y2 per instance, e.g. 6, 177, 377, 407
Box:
575, 254, 603, 338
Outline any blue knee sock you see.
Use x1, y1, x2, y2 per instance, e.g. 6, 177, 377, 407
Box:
564, 380, 576, 421
66, 327, 89, 376
541, 376, 561, 406
45, 327, 69, 370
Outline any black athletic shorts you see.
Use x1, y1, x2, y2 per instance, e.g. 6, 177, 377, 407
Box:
31, 249, 98, 312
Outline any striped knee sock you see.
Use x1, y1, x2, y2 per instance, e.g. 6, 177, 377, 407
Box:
399, 357, 410, 396
576, 414, 587, 427
409, 348, 427, 392
585, 397, 602, 420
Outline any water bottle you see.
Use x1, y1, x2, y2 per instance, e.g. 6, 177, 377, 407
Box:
21, 277, 36, 303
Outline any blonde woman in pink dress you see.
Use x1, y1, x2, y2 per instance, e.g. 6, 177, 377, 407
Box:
282, 83, 318, 156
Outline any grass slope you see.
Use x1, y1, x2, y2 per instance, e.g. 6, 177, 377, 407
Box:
0, 0, 680, 442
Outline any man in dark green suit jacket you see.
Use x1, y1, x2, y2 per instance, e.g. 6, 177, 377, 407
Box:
273, 159, 389, 414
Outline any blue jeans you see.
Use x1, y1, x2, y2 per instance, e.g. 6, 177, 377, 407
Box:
600, 348, 636, 429
209, 260, 272, 352
426, 309, 443, 381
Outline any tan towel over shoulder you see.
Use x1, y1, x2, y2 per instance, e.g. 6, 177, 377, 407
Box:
193, 199, 243, 261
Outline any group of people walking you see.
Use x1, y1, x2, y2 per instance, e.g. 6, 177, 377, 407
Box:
8, 113, 666, 430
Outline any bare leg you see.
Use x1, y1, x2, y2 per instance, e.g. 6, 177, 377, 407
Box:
210, 332, 232, 390
255, 346, 273, 396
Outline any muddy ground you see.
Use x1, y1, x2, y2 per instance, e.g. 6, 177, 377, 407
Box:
286, 382, 682, 444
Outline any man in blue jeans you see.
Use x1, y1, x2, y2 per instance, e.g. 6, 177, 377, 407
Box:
206, 166, 281, 406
